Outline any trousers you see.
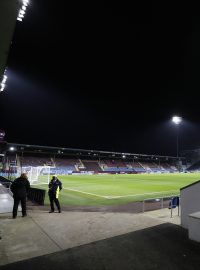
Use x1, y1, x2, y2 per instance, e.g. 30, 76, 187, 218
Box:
13, 197, 27, 218
49, 193, 61, 212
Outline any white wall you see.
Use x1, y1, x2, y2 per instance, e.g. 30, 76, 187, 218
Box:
188, 212, 200, 242
180, 180, 200, 229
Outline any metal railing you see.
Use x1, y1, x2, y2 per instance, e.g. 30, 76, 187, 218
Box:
142, 194, 180, 214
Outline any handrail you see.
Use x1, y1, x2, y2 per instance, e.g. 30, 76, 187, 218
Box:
142, 194, 180, 213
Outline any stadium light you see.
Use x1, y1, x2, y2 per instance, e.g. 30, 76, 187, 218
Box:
172, 116, 182, 125
0, 73, 7, 92
172, 116, 182, 158
9, 147, 16, 151
17, 0, 30, 22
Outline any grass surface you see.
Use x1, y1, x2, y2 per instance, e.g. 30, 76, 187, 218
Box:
35, 173, 200, 206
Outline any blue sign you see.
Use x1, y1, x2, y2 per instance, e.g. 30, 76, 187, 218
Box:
168, 196, 179, 209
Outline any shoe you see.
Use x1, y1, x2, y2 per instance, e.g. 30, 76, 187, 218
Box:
13, 216, 16, 219
22, 214, 27, 217
49, 210, 54, 213
58, 210, 61, 213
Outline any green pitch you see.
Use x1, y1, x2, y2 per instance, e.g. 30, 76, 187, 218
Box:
36, 173, 200, 206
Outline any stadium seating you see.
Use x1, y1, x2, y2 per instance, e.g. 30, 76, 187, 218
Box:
186, 160, 200, 172
1, 154, 179, 176
22, 156, 53, 167
81, 160, 102, 173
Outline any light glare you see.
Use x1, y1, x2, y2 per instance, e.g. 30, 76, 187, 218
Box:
172, 116, 182, 125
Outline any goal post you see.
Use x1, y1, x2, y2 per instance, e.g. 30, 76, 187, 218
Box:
20, 166, 51, 185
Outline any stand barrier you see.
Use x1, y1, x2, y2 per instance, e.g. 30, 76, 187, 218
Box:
27, 188, 46, 205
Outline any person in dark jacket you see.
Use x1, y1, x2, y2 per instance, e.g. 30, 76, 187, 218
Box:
10, 173, 30, 219
48, 175, 62, 213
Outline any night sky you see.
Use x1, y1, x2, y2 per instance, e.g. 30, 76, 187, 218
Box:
1, 0, 200, 156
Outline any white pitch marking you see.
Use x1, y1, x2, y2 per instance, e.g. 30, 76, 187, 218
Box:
63, 188, 178, 200
63, 188, 108, 198
104, 190, 178, 199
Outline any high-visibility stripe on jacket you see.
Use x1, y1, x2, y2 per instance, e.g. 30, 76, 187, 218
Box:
56, 186, 60, 199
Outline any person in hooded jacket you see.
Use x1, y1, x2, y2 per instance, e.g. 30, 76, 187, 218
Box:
10, 173, 30, 219
48, 175, 62, 213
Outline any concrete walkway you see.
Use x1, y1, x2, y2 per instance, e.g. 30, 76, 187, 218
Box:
1, 206, 199, 270
0, 181, 200, 270
0, 210, 167, 265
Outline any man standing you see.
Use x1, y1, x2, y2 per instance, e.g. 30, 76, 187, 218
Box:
10, 173, 30, 219
48, 175, 62, 213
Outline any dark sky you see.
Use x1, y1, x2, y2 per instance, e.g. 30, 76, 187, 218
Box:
1, 0, 200, 156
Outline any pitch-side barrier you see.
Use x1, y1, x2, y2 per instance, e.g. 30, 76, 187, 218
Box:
142, 194, 180, 216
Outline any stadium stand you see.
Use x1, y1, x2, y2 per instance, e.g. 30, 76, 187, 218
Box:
22, 156, 53, 167
159, 162, 177, 172
81, 160, 102, 173
52, 158, 78, 174
132, 161, 146, 173
0, 142, 183, 177
186, 160, 200, 172
2, 154, 183, 176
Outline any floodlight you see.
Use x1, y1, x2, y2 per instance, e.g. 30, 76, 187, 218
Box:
172, 116, 182, 125
0, 83, 5, 91
2, 75, 7, 84
9, 147, 15, 151
17, 0, 29, 22
20, 10, 26, 15
171, 115, 182, 158
0, 74, 7, 92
